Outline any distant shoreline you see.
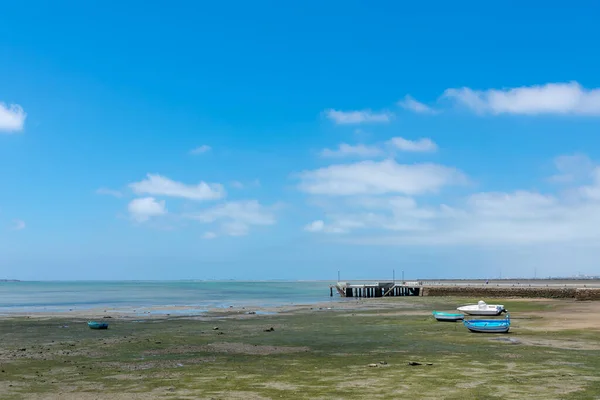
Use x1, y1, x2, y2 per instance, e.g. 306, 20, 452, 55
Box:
2, 278, 600, 283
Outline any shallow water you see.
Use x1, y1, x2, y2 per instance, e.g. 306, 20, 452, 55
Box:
0, 280, 338, 314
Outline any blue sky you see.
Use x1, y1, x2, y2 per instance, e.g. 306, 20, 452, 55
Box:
1, 1, 600, 280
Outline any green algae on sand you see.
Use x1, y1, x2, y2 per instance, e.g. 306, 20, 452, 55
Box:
1, 298, 600, 399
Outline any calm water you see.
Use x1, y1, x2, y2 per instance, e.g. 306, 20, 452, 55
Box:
0, 281, 339, 314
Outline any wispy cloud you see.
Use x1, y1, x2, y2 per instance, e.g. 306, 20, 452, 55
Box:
11, 219, 26, 231
548, 154, 595, 184
387, 137, 438, 152
397, 95, 437, 114
95, 188, 123, 198
130, 174, 225, 201
186, 200, 276, 237
128, 197, 167, 222
230, 179, 261, 189
297, 159, 466, 196
319, 137, 437, 159
443, 82, 600, 116
202, 232, 217, 239
324, 109, 393, 125
304, 220, 325, 232
190, 145, 211, 155
0, 103, 26, 133
320, 143, 385, 158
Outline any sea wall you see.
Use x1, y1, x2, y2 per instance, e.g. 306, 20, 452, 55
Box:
422, 286, 600, 300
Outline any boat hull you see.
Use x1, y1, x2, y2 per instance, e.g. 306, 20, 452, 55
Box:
458, 308, 504, 316
466, 325, 510, 333
463, 316, 510, 333
457, 302, 505, 316
88, 322, 109, 330
432, 311, 464, 322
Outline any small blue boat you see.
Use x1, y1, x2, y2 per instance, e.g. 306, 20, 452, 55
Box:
432, 311, 464, 322
87, 321, 109, 330
463, 313, 510, 333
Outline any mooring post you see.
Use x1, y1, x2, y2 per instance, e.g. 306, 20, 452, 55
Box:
330, 287, 333, 297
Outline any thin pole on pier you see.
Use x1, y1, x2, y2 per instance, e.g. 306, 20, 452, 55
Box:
393, 269, 395, 284
402, 270, 405, 284
337, 270, 340, 282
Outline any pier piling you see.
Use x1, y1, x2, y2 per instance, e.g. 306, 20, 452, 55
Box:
331, 281, 422, 298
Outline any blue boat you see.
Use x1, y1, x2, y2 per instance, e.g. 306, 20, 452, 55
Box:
87, 321, 109, 330
463, 313, 510, 333
432, 311, 464, 322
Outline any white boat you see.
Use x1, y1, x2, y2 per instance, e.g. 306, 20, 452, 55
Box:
457, 300, 505, 316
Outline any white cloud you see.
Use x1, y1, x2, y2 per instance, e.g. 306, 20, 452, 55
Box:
320, 143, 385, 158
297, 159, 466, 196
128, 197, 167, 222
397, 95, 437, 114
548, 154, 594, 183
578, 167, 600, 200
190, 145, 211, 155
202, 232, 217, 239
11, 219, 26, 231
230, 179, 261, 189
0, 103, 26, 133
305, 196, 437, 235
305, 158, 600, 248
130, 174, 225, 201
95, 188, 123, 198
324, 109, 393, 124
387, 137, 437, 152
443, 82, 600, 116
304, 220, 325, 232
186, 200, 276, 237
221, 221, 250, 236
319, 137, 438, 159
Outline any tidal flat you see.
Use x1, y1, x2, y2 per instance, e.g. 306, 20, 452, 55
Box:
1, 298, 600, 399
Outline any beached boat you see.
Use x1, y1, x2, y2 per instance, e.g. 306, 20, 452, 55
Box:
457, 300, 505, 316
87, 321, 109, 330
463, 314, 510, 333
432, 311, 464, 322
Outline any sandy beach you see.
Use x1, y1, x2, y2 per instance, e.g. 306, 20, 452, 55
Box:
1, 297, 600, 399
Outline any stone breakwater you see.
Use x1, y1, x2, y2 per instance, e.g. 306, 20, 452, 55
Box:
422, 286, 600, 300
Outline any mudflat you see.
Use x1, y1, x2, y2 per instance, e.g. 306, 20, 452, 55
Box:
1, 298, 600, 399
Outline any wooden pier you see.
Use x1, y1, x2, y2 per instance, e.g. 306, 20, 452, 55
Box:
330, 281, 422, 298
330, 279, 600, 300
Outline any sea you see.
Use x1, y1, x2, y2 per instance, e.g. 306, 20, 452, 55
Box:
0, 281, 340, 315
